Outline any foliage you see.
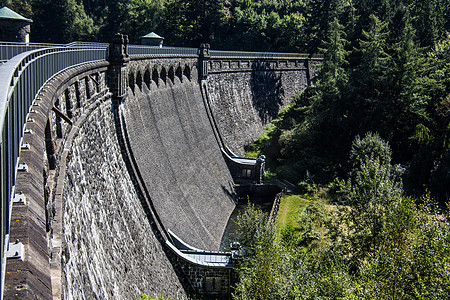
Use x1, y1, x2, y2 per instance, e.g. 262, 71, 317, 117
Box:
349, 132, 393, 170
297, 201, 326, 244
234, 135, 450, 299
31, 0, 98, 43
235, 202, 274, 258
244, 2, 450, 202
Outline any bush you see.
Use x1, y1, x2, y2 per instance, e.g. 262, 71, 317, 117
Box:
349, 132, 392, 170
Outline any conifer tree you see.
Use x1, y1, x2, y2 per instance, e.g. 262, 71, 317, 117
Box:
412, 0, 445, 47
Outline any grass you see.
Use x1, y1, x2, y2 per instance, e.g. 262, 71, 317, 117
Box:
276, 193, 310, 231
276, 192, 345, 249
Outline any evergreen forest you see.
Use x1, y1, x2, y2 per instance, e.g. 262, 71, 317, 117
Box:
3, 0, 450, 298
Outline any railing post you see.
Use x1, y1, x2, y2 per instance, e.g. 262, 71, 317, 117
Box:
107, 34, 130, 104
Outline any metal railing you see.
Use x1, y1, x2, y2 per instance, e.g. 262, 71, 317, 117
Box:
0, 41, 323, 62
0, 46, 107, 298
0, 41, 108, 62
66, 41, 109, 48
128, 45, 198, 56
210, 49, 313, 59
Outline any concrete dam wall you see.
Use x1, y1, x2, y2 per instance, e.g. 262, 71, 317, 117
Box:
120, 58, 236, 251
4, 42, 320, 299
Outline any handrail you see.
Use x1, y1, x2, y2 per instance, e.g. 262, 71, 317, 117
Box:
128, 45, 198, 56
0, 41, 323, 62
210, 49, 322, 59
0, 41, 108, 61
0, 46, 107, 299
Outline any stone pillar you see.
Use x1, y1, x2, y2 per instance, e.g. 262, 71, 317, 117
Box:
199, 43, 210, 80
255, 155, 266, 184
108, 34, 130, 104
306, 57, 313, 86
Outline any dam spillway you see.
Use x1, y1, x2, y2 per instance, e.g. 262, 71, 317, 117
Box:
120, 66, 236, 251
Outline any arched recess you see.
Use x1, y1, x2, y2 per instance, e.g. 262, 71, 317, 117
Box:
183, 65, 191, 81
85, 77, 91, 99
74, 81, 81, 109
136, 71, 143, 91
176, 66, 183, 82
152, 69, 159, 87
129, 72, 135, 93
144, 69, 151, 89
168, 67, 174, 84
54, 99, 62, 138
45, 120, 56, 170
94, 72, 100, 93
160, 68, 167, 84
64, 89, 73, 118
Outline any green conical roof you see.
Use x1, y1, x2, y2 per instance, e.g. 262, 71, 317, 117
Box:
0, 7, 32, 22
142, 32, 164, 39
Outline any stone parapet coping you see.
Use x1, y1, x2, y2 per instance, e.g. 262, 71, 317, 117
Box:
4, 59, 110, 299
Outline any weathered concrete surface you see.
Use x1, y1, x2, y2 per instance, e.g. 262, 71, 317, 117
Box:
61, 99, 186, 299
206, 67, 309, 156
121, 73, 236, 251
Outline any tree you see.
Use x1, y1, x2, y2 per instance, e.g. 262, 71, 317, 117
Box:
305, 0, 347, 52
0, 0, 32, 17
339, 133, 404, 268
31, 0, 97, 43
163, 0, 226, 47
412, 0, 446, 47
120, 0, 165, 43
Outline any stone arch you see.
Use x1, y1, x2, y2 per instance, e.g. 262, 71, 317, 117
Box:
144, 69, 151, 89
168, 66, 175, 84
136, 71, 143, 91
129, 72, 135, 93
176, 66, 183, 82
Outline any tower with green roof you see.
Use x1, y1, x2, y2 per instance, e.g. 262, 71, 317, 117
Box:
141, 32, 164, 47
0, 6, 32, 43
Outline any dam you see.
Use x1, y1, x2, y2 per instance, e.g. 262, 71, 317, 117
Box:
0, 35, 321, 299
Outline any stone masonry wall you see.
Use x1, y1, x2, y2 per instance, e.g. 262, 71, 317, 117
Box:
206, 58, 319, 156
61, 98, 185, 299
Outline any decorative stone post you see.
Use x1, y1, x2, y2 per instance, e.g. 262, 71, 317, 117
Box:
108, 34, 130, 104
199, 43, 210, 80
255, 155, 266, 184
306, 56, 313, 86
